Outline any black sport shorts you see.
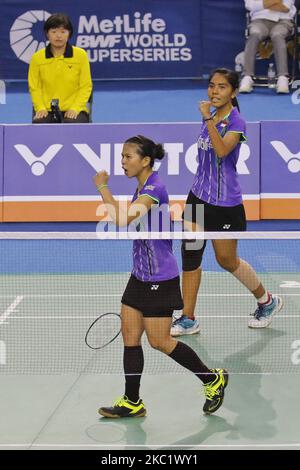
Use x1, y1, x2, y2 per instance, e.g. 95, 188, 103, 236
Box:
121, 274, 183, 317
182, 190, 247, 232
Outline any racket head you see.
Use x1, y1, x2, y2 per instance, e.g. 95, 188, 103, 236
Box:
85, 312, 121, 350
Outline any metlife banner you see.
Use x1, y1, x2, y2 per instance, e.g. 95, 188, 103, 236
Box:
0, 0, 245, 80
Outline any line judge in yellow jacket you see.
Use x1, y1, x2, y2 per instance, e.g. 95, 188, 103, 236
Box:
28, 13, 92, 123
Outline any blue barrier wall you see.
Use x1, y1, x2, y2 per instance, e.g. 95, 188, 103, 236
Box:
0, 121, 299, 221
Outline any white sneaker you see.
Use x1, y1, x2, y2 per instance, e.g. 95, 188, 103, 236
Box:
239, 75, 254, 93
276, 76, 289, 94
248, 295, 283, 328
171, 315, 200, 336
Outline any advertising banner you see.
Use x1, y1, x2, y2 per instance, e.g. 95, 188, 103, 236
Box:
2, 122, 260, 221
261, 121, 300, 219
0, 0, 245, 80
0, 126, 3, 221
1, 0, 201, 80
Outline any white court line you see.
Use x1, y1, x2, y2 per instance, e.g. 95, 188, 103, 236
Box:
0, 293, 300, 298
0, 296, 23, 325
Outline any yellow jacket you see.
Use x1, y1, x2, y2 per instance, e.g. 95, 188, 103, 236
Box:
28, 43, 92, 114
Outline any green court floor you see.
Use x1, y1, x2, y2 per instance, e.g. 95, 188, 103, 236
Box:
0, 271, 300, 449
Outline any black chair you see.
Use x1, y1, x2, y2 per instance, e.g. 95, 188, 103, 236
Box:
244, 6, 299, 86
32, 90, 93, 123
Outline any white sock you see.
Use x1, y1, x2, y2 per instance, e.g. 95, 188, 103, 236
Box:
257, 291, 271, 305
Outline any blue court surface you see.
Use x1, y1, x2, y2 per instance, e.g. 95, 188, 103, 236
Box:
1, 79, 300, 124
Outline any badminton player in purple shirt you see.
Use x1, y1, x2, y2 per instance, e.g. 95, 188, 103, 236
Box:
93, 135, 228, 418
171, 68, 283, 337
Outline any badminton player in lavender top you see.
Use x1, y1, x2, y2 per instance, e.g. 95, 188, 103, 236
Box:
93, 135, 228, 417
171, 68, 283, 337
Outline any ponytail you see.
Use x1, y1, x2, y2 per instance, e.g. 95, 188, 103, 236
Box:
125, 135, 165, 168
231, 96, 240, 112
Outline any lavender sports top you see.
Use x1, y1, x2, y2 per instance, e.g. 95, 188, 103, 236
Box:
131, 172, 179, 282
191, 108, 247, 207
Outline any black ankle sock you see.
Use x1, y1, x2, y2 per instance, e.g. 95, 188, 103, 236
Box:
168, 341, 215, 384
123, 346, 144, 402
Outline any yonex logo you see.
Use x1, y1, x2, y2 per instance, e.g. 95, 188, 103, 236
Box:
151, 285, 159, 290
14, 144, 63, 176
270, 141, 300, 173
223, 224, 231, 230
10, 10, 51, 64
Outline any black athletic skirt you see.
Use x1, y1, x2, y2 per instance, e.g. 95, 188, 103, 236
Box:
183, 191, 247, 232
121, 274, 183, 317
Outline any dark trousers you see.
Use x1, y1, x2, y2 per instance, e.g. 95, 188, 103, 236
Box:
32, 111, 89, 124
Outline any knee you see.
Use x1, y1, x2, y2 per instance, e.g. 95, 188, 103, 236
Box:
148, 338, 168, 354
215, 254, 238, 272
248, 29, 265, 42
122, 327, 141, 346
270, 32, 287, 44
182, 240, 205, 272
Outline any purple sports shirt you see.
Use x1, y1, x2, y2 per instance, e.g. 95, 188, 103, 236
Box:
131, 171, 179, 282
191, 108, 247, 206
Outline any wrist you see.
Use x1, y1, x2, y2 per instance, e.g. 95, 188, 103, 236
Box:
204, 116, 213, 122
97, 183, 108, 192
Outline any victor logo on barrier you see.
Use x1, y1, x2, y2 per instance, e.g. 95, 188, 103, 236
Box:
10, 10, 51, 63
270, 141, 300, 173
14, 144, 63, 175
13, 141, 251, 177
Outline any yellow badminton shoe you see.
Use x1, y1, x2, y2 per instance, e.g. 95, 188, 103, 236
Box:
98, 396, 146, 418
203, 369, 229, 414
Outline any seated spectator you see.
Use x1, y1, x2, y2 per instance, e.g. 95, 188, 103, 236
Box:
28, 13, 92, 123
239, 0, 296, 93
